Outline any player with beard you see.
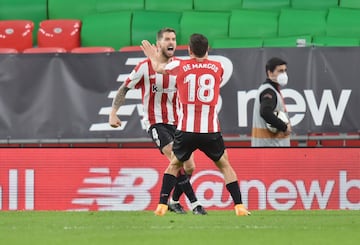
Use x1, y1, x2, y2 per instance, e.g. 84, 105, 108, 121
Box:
109, 28, 207, 215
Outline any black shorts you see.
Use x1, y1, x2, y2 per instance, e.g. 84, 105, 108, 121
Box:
172, 130, 225, 162
148, 123, 177, 153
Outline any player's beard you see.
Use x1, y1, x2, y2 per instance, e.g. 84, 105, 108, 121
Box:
161, 47, 175, 59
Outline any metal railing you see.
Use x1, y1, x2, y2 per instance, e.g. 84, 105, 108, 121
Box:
0, 133, 359, 147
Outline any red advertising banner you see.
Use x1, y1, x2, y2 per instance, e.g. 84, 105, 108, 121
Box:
0, 148, 359, 211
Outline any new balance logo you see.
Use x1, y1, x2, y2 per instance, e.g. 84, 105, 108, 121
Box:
69, 167, 159, 211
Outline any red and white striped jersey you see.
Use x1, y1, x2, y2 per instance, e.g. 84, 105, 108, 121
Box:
165, 58, 224, 133
124, 58, 178, 128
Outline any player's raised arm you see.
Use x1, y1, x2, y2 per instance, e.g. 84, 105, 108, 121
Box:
140, 40, 167, 74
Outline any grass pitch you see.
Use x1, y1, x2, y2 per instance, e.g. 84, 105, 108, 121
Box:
0, 210, 359, 245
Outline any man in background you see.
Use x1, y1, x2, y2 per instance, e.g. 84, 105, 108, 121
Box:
251, 57, 291, 147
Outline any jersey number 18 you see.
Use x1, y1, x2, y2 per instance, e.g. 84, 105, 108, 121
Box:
185, 74, 215, 103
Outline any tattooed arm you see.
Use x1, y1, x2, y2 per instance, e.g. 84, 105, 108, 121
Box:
109, 83, 130, 128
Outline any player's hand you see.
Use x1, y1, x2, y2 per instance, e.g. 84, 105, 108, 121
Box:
109, 114, 122, 128
277, 124, 291, 137
283, 124, 292, 136
141, 40, 166, 73
140, 40, 158, 60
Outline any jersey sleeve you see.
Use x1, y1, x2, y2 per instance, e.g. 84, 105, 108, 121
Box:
124, 60, 147, 89
164, 60, 180, 76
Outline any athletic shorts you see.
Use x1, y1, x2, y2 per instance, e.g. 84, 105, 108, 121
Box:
172, 130, 225, 162
148, 123, 177, 154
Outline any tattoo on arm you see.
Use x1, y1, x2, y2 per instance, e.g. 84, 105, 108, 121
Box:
112, 84, 130, 110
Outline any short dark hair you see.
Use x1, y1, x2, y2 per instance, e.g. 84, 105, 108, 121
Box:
266, 57, 287, 74
189, 33, 208, 57
157, 27, 176, 41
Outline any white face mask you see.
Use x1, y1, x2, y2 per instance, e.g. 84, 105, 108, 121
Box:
277, 72, 288, 87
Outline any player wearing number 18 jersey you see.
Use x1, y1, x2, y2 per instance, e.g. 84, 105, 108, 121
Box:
141, 33, 251, 216
110, 28, 206, 215
164, 58, 222, 133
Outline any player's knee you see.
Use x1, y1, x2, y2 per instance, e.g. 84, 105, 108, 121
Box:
161, 144, 173, 159
183, 161, 195, 174
184, 165, 195, 174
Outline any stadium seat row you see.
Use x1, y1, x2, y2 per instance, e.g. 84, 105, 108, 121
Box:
45, 0, 360, 19
212, 7, 360, 48
125, 7, 360, 48
0, 19, 114, 53
0, 47, 116, 54
0, 47, 115, 54
1, 0, 359, 22
3, 7, 360, 51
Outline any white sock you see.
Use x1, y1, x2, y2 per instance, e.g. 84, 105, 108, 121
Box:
191, 200, 201, 210
169, 197, 179, 205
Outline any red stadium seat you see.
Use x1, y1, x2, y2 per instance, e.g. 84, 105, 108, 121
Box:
70, 46, 115, 53
22, 47, 67, 53
38, 19, 81, 51
0, 48, 18, 53
0, 20, 34, 52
